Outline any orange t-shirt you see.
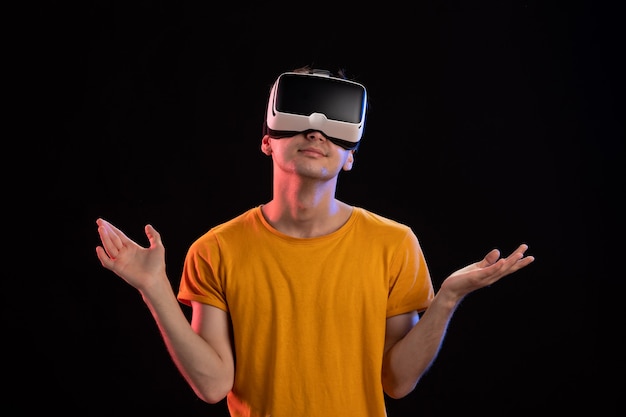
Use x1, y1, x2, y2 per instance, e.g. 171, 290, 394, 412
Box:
178, 206, 434, 417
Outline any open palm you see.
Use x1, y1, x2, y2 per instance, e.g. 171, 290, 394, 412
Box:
95, 218, 167, 291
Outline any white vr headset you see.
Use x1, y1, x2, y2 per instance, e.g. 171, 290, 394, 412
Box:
263, 70, 368, 150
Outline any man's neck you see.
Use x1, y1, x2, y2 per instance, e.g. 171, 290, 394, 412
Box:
261, 194, 352, 238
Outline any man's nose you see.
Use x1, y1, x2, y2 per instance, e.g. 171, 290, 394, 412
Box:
305, 130, 326, 142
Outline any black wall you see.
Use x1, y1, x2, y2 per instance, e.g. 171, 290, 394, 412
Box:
11, 1, 622, 416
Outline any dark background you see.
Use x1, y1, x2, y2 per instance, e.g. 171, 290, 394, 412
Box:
11, 1, 622, 416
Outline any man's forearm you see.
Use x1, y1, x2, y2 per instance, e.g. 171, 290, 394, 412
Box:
382, 290, 462, 399
140, 276, 234, 403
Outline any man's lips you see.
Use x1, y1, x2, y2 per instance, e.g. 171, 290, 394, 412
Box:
299, 147, 326, 157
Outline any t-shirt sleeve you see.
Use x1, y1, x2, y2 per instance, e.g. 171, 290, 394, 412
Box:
386, 228, 434, 317
177, 232, 229, 312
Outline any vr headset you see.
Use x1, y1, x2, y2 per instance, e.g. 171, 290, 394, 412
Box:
263, 70, 368, 150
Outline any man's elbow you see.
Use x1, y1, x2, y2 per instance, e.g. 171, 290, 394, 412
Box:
383, 379, 418, 400
193, 380, 233, 404
196, 389, 229, 404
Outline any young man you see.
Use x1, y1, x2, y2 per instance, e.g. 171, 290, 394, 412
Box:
95, 67, 534, 417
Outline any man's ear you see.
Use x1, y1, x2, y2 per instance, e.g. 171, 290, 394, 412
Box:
261, 135, 272, 155
342, 150, 355, 171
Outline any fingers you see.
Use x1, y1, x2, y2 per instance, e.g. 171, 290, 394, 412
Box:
96, 218, 140, 259
494, 243, 535, 276
478, 243, 533, 275
97, 218, 123, 259
508, 243, 534, 266
96, 218, 160, 256
513, 243, 529, 256
145, 224, 162, 249
482, 248, 502, 266
96, 219, 115, 257
95, 245, 114, 269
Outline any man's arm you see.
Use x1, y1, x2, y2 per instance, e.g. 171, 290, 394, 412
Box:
96, 218, 235, 403
381, 244, 534, 398
381, 294, 458, 398
140, 284, 235, 403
